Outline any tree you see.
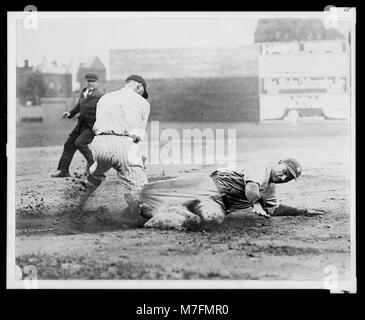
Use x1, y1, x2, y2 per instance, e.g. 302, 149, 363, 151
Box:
254, 18, 345, 43
19, 70, 47, 105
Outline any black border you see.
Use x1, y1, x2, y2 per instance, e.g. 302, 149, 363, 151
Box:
2, 2, 361, 311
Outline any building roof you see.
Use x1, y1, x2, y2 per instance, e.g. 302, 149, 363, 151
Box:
79, 56, 105, 70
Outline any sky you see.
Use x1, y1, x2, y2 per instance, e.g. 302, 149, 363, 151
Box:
16, 17, 258, 87
15, 13, 352, 89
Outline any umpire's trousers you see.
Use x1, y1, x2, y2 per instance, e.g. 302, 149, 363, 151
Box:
57, 124, 95, 173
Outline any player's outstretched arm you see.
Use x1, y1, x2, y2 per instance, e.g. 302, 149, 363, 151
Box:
271, 204, 325, 216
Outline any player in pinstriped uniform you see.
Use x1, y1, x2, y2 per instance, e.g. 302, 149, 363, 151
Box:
72, 75, 150, 223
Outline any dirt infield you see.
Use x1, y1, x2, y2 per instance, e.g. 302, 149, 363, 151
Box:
13, 122, 353, 281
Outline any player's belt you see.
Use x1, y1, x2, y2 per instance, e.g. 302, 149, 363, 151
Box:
97, 132, 142, 144
97, 132, 131, 137
210, 172, 231, 212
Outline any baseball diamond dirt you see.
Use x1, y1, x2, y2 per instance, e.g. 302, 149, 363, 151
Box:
14, 121, 352, 281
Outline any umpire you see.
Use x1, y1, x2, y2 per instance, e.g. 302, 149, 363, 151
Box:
51, 73, 104, 178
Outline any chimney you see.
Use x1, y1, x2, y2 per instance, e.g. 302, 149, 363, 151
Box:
24, 60, 29, 68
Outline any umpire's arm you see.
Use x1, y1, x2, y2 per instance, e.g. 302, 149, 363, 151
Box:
67, 99, 81, 118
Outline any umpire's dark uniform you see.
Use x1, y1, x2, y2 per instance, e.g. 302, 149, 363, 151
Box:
55, 75, 103, 176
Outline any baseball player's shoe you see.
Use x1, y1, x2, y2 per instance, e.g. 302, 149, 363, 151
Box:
51, 170, 71, 178
77, 180, 99, 209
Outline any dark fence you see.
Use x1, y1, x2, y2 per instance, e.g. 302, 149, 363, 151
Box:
107, 77, 260, 122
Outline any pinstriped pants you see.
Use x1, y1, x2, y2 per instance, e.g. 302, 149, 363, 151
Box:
139, 173, 227, 225
87, 135, 148, 192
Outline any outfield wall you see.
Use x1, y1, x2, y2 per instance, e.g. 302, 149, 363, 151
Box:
107, 77, 260, 122
108, 46, 260, 122
16, 97, 73, 124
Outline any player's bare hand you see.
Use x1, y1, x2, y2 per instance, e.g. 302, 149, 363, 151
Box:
62, 112, 71, 119
252, 202, 270, 218
142, 155, 147, 169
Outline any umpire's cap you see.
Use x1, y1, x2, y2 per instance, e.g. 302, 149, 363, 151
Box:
282, 158, 302, 181
85, 73, 98, 81
126, 74, 148, 99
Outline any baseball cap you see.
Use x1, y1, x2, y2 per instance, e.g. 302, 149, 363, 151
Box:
126, 74, 148, 99
85, 73, 98, 81
282, 158, 302, 181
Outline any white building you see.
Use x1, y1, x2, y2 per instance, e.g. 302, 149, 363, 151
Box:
258, 39, 351, 121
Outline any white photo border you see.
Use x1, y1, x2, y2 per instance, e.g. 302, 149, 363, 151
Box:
7, 10, 357, 292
